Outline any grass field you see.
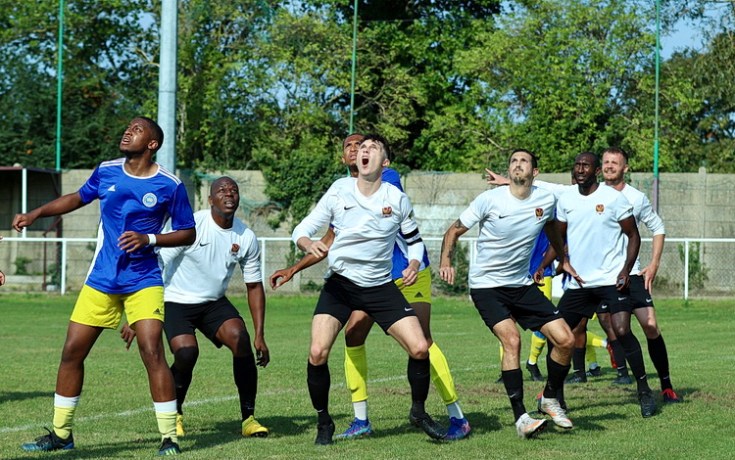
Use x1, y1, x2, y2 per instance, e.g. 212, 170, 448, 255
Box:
0, 294, 733, 459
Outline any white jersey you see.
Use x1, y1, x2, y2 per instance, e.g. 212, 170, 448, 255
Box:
292, 177, 425, 287
619, 184, 665, 275
459, 186, 556, 288
556, 184, 633, 288
161, 210, 262, 303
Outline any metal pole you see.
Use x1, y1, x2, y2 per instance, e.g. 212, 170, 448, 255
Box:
157, 0, 178, 172
652, 0, 661, 212
56, 0, 64, 172
348, 0, 359, 133
21, 168, 28, 238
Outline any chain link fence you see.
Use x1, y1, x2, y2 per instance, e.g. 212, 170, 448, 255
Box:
1, 237, 733, 299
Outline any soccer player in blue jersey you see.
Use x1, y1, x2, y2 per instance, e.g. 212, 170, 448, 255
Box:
13, 116, 196, 456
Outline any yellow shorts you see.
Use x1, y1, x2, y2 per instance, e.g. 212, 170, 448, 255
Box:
536, 276, 552, 300
71, 285, 165, 329
395, 268, 432, 304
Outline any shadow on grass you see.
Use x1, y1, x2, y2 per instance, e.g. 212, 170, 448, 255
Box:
4, 438, 159, 460
0, 391, 51, 405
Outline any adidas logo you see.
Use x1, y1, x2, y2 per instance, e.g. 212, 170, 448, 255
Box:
108, 185, 116, 192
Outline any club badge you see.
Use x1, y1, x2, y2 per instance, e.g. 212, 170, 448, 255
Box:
535, 208, 543, 220
596, 204, 605, 214
382, 206, 392, 217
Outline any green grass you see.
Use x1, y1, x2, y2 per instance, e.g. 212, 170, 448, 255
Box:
0, 294, 733, 459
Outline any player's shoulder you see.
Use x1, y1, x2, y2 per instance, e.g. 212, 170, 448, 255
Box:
99, 157, 125, 169
155, 164, 184, 186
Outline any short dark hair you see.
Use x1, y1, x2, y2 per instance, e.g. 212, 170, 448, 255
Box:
137, 116, 164, 150
601, 147, 629, 163
343, 133, 364, 148
509, 149, 538, 169
577, 151, 600, 169
361, 134, 393, 162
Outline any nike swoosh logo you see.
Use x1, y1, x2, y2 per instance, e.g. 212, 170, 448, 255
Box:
617, 297, 627, 301
553, 310, 559, 315
404, 307, 413, 312
344, 205, 356, 210
645, 298, 652, 303
498, 215, 509, 219
199, 242, 210, 247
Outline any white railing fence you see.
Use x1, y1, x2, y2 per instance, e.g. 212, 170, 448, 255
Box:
1, 237, 733, 300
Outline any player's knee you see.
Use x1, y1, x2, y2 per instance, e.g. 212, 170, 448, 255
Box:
309, 344, 330, 366
641, 322, 660, 338
407, 338, 429, 360
173, 346, 199, 371
554, 331, 575, 351
612, 324, 630, 337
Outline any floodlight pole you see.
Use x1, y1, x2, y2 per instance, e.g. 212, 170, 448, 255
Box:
348, 0, 359, 133
652, 0, 661, 213
157, 0, 177, 172
55, 0, 64, 172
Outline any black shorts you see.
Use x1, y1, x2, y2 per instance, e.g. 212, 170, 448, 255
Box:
164, 296, 244, 348
561, 286, 630, 325
627, 275, 655, 309
469, 285, 561, 332
315, 274, 416, 333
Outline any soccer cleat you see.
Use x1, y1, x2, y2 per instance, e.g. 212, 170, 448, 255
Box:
526, 362, 544, 381
176, 414, 185, 437
612, 374, 633, 385
539, 397, 573, 429
335, 418, 373, 439
639, 390, 657, 418
21, 428, 74, 452
409, 411, 446, 440
565, 371, 587, 384
662, 388, 682, 404
535, 392, 567, 413
242, 415, 269, 437
586, 366, 602, 377
445, 417, 471, 441
157, 437, 181, 456
314, 420, 335, 445
515, 413, 547, 439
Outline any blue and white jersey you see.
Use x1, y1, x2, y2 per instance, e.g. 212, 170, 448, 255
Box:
382, 167, 431, 280
79, 158, 195, 294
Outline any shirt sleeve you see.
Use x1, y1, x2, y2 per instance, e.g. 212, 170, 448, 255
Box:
240, 231, 263, 283
292, 184, 336, 243
534, 180, 571, 200
614, 193, 634, 222
168, 182, 196, 231
78, 166, 101, 204
458, 194, 485, 229
398, 194, 425, 263
637, 194, 665, 236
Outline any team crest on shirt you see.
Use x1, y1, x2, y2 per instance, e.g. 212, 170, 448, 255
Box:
142, 193, 158, 208
535, 208, 543, 220
231, 243, 240, 255
595, 204, 605, 214
382, 206, 392, 217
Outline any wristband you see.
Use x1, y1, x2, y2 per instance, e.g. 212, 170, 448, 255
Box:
147, 234, 157, 247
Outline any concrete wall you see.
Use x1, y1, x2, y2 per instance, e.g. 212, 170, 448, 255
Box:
2, 168, 732, 294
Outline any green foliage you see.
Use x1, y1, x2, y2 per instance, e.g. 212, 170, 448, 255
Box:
678, 241, 709, 290
12, 256, 32, 275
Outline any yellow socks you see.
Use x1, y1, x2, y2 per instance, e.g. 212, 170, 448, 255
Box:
154, 400, 178, 443
429, 342, 458, 405
53, 394, 79, 440
344, 344, 368, 402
